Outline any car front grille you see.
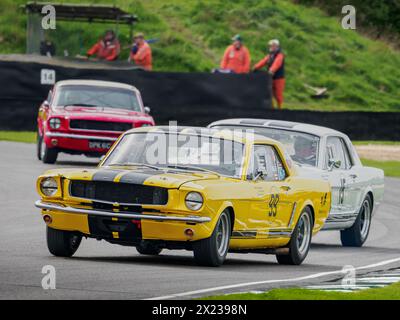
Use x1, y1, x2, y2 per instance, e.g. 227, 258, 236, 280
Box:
69, 180, 168, 205
70, 120, 132, 132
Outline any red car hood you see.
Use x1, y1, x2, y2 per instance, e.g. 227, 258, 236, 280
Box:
52, 106, 152, 122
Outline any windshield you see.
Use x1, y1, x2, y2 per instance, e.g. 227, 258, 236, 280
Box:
103, 132, 245, 178
213, 125, 319, 167
53, 85, 142, 111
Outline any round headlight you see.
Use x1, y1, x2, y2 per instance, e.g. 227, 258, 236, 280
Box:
49, 118, 61, 129
185, 192, 203, 211
40, 177, 58, 197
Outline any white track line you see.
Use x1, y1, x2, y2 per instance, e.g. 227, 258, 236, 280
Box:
146, 257, 400, 300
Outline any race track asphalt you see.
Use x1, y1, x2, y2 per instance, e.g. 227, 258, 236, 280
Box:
0, 141, 399, 299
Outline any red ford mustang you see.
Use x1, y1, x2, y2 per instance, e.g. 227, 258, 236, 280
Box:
37, 80, 155, 163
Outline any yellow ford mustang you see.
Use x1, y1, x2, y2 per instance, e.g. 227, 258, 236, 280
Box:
35, 126, 331, 266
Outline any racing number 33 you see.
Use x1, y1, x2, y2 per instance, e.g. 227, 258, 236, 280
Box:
269, 194, 279, 217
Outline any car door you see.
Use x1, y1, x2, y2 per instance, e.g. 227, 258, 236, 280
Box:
341, 139, 364, 214
246, 144, 293, 233
325, 136, 352, 214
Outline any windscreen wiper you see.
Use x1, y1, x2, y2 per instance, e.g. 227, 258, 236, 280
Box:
165, 164, 220, 176
63, 103, 99, 108
107, 163, 161, 170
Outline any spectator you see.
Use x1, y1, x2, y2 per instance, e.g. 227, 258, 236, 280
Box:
253, 39, 285, 109
40, 40, 56, 57
129, 32, 152, 71
87, 30, 120, 61
220, 34, 251, 74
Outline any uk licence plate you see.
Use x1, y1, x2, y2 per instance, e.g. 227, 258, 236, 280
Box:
89, 141, 112, 149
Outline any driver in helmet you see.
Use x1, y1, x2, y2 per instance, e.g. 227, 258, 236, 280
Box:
292, 136, 317, 166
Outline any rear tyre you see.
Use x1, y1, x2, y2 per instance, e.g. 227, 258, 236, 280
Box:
276, 207, 313, 265
38, 135, 58, 164
193, 210, 231, 267
136, 241, 162, 255
46, 226, 82, 257
340, 195, 372, 247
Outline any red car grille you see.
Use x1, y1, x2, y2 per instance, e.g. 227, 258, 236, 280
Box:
70, 120, 132, 132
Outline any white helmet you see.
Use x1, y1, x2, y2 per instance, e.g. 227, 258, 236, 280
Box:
268, 39, 280, 46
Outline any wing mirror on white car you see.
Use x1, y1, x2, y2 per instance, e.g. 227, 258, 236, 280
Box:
328, 159, 341, 171
144, 106, 151, 114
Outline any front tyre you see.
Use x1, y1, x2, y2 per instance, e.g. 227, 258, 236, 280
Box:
38, 133, 58, 164
276, 207, 313, 265
46, 227, 82, 257
340, 195, 372, 247
193, 210, 231, 267
136, 241, 162, 255
36, 131, 42, 160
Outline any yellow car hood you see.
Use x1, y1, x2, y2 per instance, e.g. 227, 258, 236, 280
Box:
43, 167, 221, 189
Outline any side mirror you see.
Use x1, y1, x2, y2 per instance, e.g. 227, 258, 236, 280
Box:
328, 159, 341, 171
253, 169, 267, 181
144, 106, 151, 114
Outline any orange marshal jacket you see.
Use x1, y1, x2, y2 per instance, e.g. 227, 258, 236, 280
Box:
87, 39, 120, 61
220, 45, 251, 74
130, 42, 152, 71
254, 51, 285, 79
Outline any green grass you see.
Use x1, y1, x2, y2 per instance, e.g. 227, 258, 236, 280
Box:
1, 0, 400, 111
353, 141, 400, 145
361, 158, 400, 177
204, 282, 400, 300
0, 131, 36, 143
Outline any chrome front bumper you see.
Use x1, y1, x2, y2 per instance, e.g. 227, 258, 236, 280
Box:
35, 200, 211, 224
45, 132, 118, 141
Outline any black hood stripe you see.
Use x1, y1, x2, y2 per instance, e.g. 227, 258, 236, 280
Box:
119, 170, 161, 185
92, 170, 122, 182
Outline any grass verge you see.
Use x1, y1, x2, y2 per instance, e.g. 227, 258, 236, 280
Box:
353, 141, 400, 146
203, 282, 400, 300
0, 131, 36, 143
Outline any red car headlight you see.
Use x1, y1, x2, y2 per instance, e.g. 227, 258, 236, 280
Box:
49, 118, 61, 129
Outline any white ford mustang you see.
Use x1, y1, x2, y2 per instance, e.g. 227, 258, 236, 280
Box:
208, 118, 384, 247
